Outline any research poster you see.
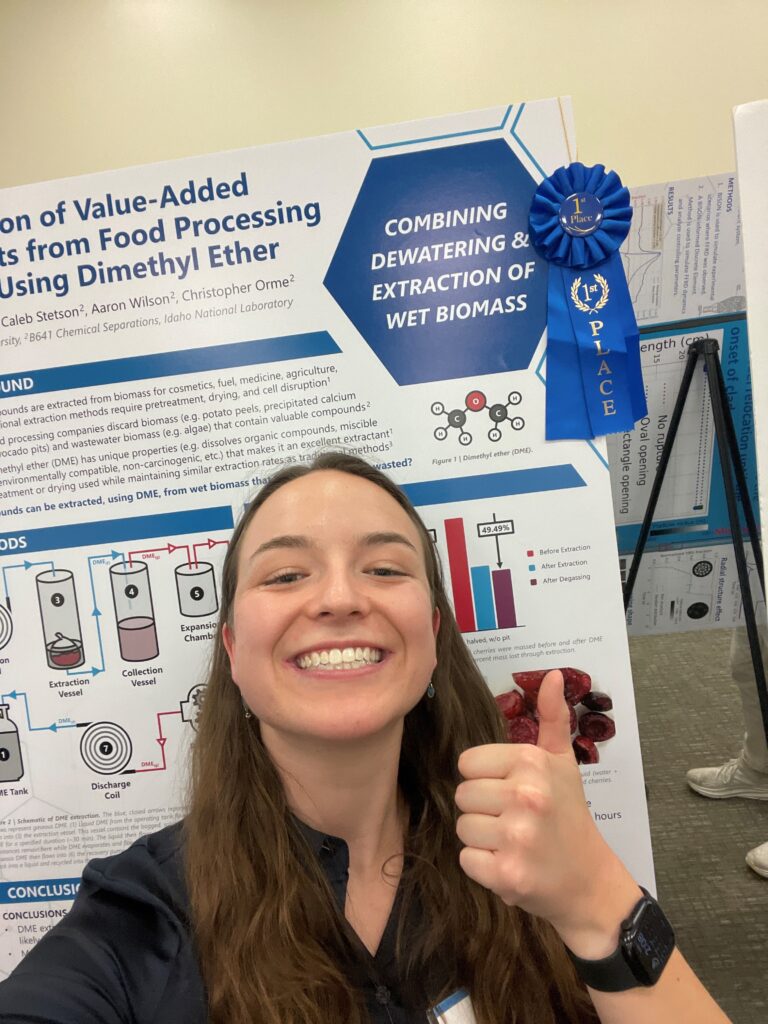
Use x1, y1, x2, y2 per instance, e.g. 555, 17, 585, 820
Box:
0, 101, 653, 970
609, 174, 761, 634
734, 102, 768, 586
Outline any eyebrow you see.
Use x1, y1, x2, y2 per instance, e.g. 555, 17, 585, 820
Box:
361, 531, 418, 552
249, 531, 418, 560
249, 535, 310, 560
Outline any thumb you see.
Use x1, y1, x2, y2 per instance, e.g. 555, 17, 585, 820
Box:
536, 670, 573, 756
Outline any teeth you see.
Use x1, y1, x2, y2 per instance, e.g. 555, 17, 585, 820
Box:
295, 647, 383, 670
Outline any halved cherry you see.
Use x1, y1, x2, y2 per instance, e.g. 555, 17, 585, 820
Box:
561, 666, 592, 705
511, 669, 548, 694
494, 690, 526, 720
573, 735, 599, 764
505, 716, 539, 745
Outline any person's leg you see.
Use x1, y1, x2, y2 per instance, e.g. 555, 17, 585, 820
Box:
686, 627, 768, 877
686, 627, 768, 797
731, 625, 768, 772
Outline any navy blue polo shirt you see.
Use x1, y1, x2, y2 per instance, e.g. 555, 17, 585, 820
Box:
0, 821, 430, 1023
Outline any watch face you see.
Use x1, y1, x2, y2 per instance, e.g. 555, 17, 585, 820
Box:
622, 900, 676, 985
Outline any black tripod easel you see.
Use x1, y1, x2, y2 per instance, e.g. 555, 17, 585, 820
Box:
622, 337, 768, 744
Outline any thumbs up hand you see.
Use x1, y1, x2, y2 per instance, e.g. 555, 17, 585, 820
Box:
456, 671, 637, 947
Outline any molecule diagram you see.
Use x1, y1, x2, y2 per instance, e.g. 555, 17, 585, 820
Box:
431, 389, 524, 446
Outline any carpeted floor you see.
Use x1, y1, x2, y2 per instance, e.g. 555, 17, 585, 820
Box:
629, 628, 768, 1024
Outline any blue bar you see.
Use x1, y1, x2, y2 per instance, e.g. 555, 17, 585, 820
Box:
402, 466, 585, 507
0, 331, 340, 399
433, 988, 471, 1014
0, 506, 234, 554
470, 565, 496, 630
0, 877, 81, 904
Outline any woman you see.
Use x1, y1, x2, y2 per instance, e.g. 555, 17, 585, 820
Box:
0, 453, 729, 1023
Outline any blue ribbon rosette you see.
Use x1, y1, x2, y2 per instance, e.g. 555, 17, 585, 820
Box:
529, 162, 647, 440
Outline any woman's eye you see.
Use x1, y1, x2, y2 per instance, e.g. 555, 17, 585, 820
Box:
263, 571, 305, 586
367, 566, 406, 577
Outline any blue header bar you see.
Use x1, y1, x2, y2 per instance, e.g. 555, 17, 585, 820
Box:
403, 465, 585, 507
0, 506, 234, 554
0, 331, 340, 399
0, 877, 81, 904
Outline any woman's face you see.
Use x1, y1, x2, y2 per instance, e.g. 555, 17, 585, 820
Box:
223, 470, 439, 745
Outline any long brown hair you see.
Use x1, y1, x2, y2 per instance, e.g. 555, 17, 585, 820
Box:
185, 452, 596, 1023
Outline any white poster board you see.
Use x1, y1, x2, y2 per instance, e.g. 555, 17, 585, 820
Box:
0, 100, 654, 969
607, 174, 761, 634
734, 101, 768, 576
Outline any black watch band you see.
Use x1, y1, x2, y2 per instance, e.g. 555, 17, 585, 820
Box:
565, 888, 675, 992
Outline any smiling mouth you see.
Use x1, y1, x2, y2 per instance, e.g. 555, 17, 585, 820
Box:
294, 647, 384, 671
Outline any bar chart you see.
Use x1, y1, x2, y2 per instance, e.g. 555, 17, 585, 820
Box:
444, 516, 519, 633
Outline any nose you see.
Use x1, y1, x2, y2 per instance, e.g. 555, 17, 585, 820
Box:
309, 564, 370, 619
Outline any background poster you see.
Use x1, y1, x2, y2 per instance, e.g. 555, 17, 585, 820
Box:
607, 174, 762, 634
0, 101, 653, 970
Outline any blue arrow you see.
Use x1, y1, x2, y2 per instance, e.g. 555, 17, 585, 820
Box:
1, 564, 26, 606
1, 690, 75, 732
70, 551, 122, 679
83, 553, 117, 674
2, 561, 58, 607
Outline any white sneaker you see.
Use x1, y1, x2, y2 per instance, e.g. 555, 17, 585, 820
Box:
746, 840, 768, 878
686, 757, 768, 800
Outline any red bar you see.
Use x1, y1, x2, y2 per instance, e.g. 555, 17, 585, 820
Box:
444, 518, 476, 632
492, 569, 517, 629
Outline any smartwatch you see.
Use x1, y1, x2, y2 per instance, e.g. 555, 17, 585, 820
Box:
566, 888, 675, 992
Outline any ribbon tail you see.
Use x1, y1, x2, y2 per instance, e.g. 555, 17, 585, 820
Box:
612, 269, 648, 421
556, 254, 644, 438
545, 266, 593, 439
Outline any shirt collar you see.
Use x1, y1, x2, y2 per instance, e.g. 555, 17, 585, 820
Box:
291, 814, 345, 856
291, 814, 350, 910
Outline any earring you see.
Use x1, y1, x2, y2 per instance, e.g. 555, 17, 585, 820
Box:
426, 680, 436, 699
242, 699, 252, 720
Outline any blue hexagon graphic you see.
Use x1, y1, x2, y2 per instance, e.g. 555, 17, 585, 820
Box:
324, 139, 547, 386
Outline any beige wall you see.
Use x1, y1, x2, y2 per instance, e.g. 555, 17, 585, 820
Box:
1, 0, 767, 190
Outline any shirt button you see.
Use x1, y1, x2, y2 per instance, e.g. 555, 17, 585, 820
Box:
375, 985, 391, 1005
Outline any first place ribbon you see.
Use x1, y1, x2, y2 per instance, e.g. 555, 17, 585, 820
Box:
529, 162, 647, 440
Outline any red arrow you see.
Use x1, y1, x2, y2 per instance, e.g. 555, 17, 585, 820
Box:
172, 543, 193, 567
127, 543, 174, 566
156, 709, 181, 739
191, 538, 229, 567
134, 710, 181, 773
